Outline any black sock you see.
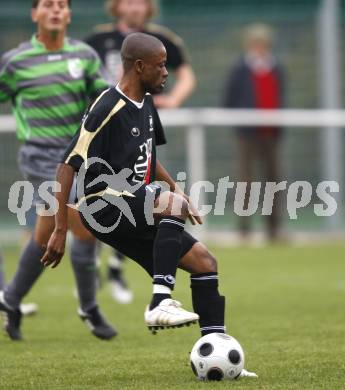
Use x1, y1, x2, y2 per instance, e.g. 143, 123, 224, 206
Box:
108, 267, 121, 280
152, 217, 185, 289
108, 250, 126, 282
149, 293, 171, 310
112, 249, 125, 261
190, 272, 226, 336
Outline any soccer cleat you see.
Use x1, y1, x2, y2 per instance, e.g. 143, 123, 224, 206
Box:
108, 261, 133, 304
145, 298, 199, 334
20, 302, 39, 316
109, 277, 133, 304
238, 368, 258, 378
0, 291, 22, 341
78, 306, 117, 340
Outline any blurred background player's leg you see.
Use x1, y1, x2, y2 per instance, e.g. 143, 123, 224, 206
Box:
17, 205, 40, 316
63, 198, 118, 340
0, 250, 4, 291
70, 236, 98, 312
237, 134, 256, 240
0, 231, 46, 339
70, 236, 117, 340
260, 135, 282, 241
0, 206, 39, 317
2, 233, 45, 312
94, 242, 133, 304
108, 249, 133, 304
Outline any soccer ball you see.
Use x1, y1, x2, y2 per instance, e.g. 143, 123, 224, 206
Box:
190, 333, 244, 381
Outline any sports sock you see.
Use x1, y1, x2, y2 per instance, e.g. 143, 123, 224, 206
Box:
0, 251, 5, 290
70, 237, 97, 312
152, 216, 185, 291
190, 272, 226, 336
149, 284, 171, 310
108, 250, 126, 280
4, 238, 45, 310
111, 249, 125, 262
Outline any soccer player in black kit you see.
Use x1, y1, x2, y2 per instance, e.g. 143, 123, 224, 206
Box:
41, 33, 224, 336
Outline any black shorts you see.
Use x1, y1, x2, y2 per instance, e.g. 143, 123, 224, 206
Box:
79, 183, 198, 277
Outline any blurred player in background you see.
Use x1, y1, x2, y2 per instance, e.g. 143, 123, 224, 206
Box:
85, 0, 196, 303
87, 0, 195, 107
0, 0, 116, 341
222, 23, 285, 243
0, 252, 4, 291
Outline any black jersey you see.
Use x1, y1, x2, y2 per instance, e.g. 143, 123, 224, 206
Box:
85, 23, 189, 84
63, 87, 166, 198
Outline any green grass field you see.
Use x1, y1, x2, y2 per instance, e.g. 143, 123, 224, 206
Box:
1, 243, 345, 390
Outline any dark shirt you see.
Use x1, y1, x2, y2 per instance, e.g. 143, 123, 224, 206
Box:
222, 56, 285, 137
63, 87, 166, 198
85, 23, 189, 84
222, 56, 285, 109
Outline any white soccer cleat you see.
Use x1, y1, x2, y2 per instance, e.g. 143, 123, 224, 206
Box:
145, 298, 199, 334
19, 302, 39, 316
110, 280, 133, 304
238, 368, 258, 378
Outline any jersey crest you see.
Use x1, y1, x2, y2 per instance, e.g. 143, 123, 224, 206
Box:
68, 58, 83, 79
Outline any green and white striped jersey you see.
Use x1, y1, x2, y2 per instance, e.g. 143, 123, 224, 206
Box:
0, 35, 108, 148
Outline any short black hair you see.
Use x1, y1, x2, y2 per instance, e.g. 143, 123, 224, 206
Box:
32, 0, 72, 8
121, 32, 165, 72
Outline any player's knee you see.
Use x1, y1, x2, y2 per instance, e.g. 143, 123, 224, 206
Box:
199, 250, 217, 273
191, 244, 218, 273
171, 194, 189, 220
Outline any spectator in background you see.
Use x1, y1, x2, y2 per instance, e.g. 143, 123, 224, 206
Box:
222, 23, 285, 242
87, 0, 195, 107
85, 0, 196, 302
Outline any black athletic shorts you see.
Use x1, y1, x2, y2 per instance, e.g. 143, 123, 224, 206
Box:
79, 183, 198, 277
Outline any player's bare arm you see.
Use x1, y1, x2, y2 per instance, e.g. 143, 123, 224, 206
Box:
155, 159, 202, 225
41, 163, 75, 268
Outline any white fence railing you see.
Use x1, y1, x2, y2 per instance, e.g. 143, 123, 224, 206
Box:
3, 108, 345, 130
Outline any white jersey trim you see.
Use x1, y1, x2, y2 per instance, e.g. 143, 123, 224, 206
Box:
116, 84, 144, 109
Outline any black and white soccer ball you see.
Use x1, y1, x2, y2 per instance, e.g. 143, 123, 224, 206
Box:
190, 333, 244, 381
